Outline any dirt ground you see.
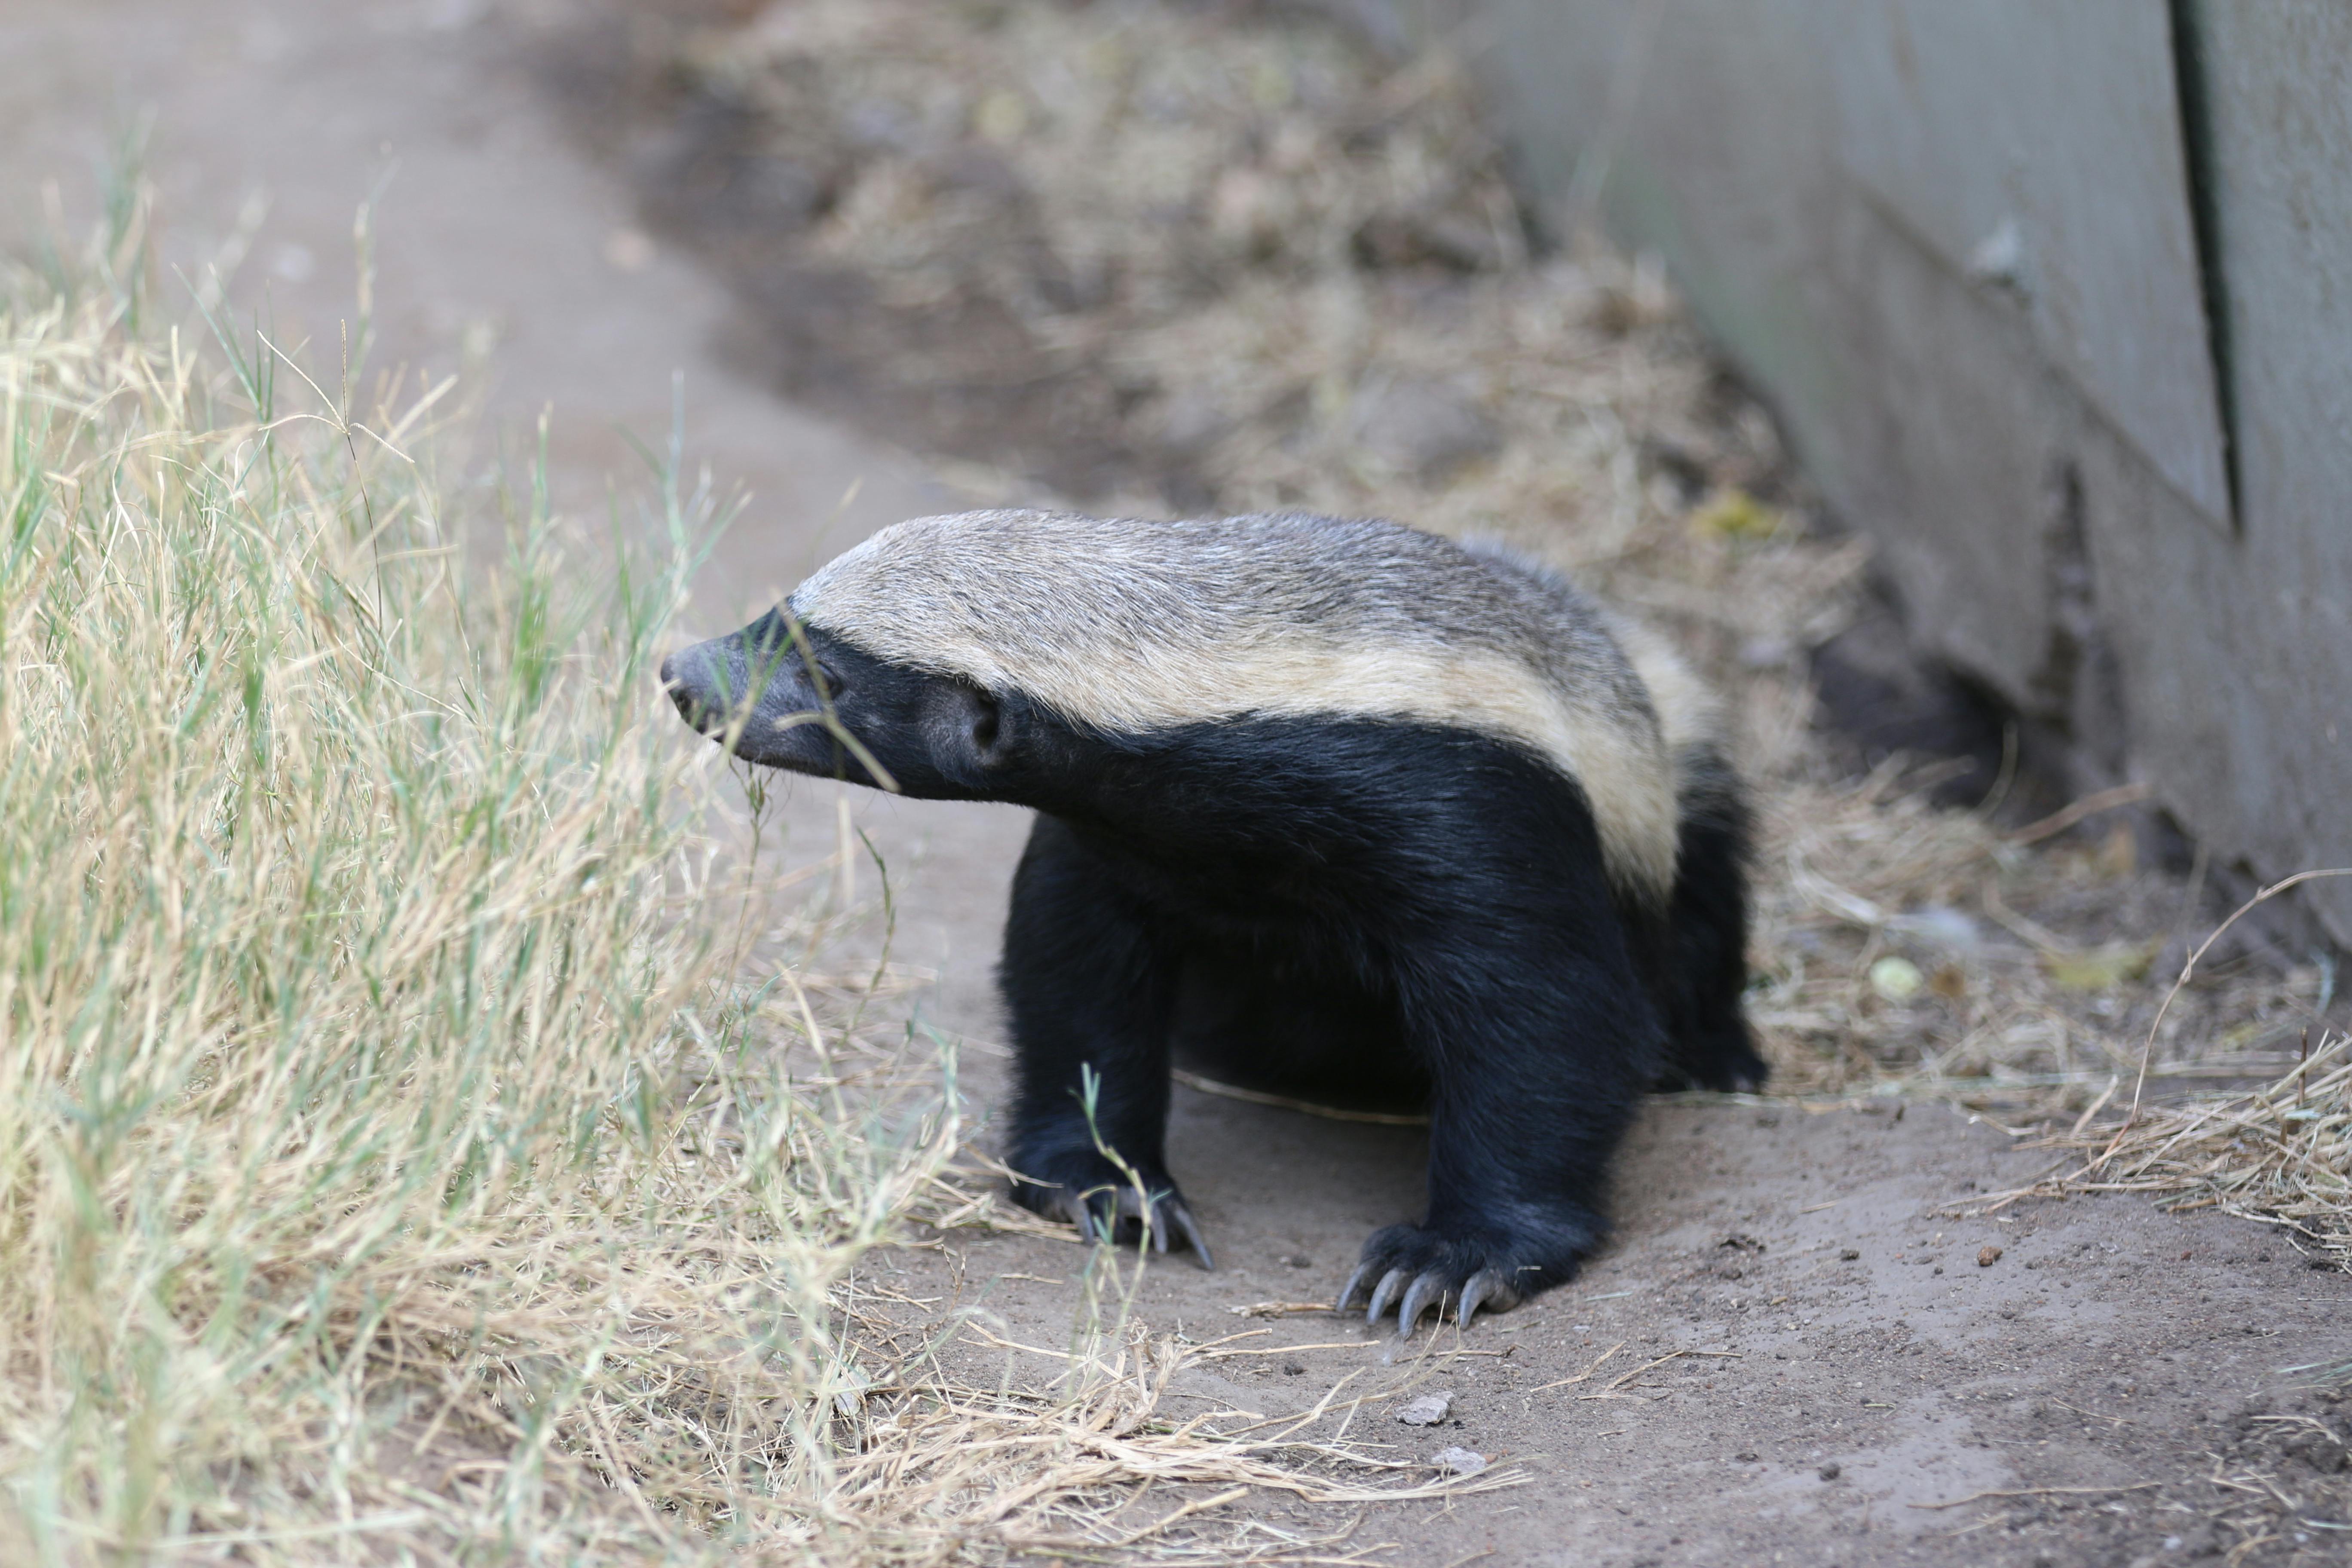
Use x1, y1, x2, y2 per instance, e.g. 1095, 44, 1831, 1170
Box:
5, 3, 2346, 1563
902, 1093, 2351, 1566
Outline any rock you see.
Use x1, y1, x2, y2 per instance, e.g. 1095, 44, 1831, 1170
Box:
2174, 1525, 2223, 1558
1889, 905, 1982, 952
1396, 1392, 1453, 1426
1978, 1245, 2004, 1267
1817, 1462, 1841, 1481
1351, 208, 1499, 273
1347, 377, 1501, 484
1868, 955, 1925, 1001
1431, 1445, 1488, 1476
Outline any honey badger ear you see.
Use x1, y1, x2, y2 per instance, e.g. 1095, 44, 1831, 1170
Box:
965, 686, 1009, 762
928, 680, 1015, 782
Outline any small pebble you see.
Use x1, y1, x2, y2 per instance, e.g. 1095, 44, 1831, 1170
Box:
1817, 1462, 1841, 1481
1868, 955, 1924, 1001
1735, 1449, 1759, 1462
1282, 1362, 1306, 1376
1839, 1248, 1861, 1261
1432, 1445, 1488, 1477
1396, 1392, 1453, 1426
1978, 1245, 2003, 1268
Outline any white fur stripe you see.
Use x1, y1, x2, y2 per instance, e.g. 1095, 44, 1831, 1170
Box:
793, 511, 1698, 900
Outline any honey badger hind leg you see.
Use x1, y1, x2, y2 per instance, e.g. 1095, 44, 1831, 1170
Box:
1655, 749, 1768, 1093
999, 815, 1215, 1268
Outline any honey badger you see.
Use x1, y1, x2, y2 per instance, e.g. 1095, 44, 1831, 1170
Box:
661, 509, 1761, 1334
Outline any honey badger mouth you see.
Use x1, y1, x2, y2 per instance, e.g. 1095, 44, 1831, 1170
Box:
658, 608, 829, 771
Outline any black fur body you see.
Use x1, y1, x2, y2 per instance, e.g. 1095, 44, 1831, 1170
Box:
660, 510, 1762, 1333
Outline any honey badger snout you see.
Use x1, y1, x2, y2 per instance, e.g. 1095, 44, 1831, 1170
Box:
660, 609, 989, 792
656, 642, 723, 730
659, 613, 819, 756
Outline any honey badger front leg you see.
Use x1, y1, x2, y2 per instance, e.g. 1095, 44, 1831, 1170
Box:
1000, 815, 1214, 1267
1338, 878, 1659, 1335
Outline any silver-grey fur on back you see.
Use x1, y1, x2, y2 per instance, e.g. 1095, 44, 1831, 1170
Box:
791, 509, 1713, 900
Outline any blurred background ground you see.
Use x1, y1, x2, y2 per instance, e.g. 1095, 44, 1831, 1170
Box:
3, 0, 2345, 1562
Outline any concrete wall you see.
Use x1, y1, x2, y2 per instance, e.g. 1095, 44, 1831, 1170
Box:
1423, 0, 2352, 943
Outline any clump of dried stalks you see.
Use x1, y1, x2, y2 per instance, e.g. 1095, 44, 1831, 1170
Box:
1745, 772, 2334, 1107
2029, 1033, 2352, 1273
1985, 877, 2352, 1280
0, 213, 1476, 1562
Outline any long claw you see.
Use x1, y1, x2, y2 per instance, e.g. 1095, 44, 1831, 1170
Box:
1168, 1203, 1215, 1271
1335, 1262, 1373, 1312
1396, 1270, 1449, 1338
1457, 1268, 1501, 1327
1365, 1267, 1409, 1324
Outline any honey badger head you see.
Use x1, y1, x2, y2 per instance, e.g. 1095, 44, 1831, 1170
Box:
661, 508, 1692, 903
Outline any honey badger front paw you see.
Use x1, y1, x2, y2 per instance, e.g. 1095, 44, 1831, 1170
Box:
1336, 1222, 1583, 1335
1008, 1147, 1215, 1269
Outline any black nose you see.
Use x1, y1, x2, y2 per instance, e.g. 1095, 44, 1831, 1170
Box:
660, 646, 706, 725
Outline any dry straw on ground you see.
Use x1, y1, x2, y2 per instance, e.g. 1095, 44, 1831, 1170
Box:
1984, 875, 2352, 1281
0, 205, 1490, 1562
2030, 1034, 2352, 1274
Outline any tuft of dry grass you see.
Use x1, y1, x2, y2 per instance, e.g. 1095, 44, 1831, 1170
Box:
0, 205, 1489, 1561
2029, 1032, 2352, 1274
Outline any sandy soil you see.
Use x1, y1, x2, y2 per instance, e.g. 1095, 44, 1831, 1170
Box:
900, 1091, 2349, 1565
4, 3, 2344, 1563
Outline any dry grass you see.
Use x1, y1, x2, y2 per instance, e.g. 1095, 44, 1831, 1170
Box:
0, 201, 1498, 1562
1983, 876, 2352, 1284
2016, 1033, 2352, 1274
1743, 772, 2335, 1107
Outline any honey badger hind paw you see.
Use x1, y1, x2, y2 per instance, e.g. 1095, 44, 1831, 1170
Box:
1008, 1153, 1215, 1269
1336, 1222, 1588, 1335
